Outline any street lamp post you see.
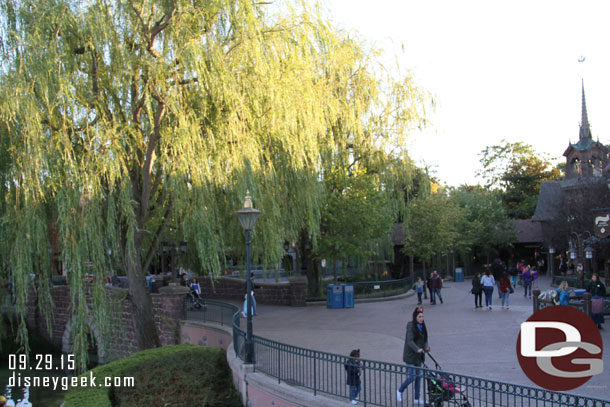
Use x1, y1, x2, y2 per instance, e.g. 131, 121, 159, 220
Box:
236, 191, 260, 364
584, 245, 594, 275
549, 247, 555, 281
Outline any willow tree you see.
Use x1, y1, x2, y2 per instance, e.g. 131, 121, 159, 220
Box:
0, 0, 427, 366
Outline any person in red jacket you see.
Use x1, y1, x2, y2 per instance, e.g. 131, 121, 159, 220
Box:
499, 272, 513, 309
429, 271, 444, 305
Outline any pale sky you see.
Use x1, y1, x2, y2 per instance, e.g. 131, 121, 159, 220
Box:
323, 0, 610, 186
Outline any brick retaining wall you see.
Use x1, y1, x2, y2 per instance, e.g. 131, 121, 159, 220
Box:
197, 276, 306, 306
26, 284, 188, 362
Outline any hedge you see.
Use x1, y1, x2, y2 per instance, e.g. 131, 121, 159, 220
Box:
64, 344, 241, 407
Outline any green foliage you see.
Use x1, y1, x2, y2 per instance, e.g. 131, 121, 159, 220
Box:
449, 186, 515, 259
64, 344, 241, 407
403, 190, 463, 263
316, 166, 395, 279
477, 140, 561, 218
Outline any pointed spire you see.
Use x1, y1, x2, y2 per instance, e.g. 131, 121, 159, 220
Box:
579, 79, 592, 140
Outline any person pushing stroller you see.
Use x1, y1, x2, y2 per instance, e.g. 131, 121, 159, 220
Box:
397, 307, 429, 405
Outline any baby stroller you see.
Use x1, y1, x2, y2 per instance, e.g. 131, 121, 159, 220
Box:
186, 283, 206, 311
423, 352, 471, 407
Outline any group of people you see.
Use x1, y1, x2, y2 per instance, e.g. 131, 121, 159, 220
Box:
412, 271, 444, 306
470, 260, 542, 310
471, 270, 513, 310
555, 273, 606, 329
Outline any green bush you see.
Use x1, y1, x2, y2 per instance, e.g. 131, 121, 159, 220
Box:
65, 344, 242, 407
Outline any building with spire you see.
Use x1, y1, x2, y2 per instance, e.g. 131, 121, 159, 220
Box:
533, 80, 610, 283
562, 80, 609, 179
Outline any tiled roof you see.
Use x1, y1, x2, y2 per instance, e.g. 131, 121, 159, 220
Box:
532, 181, 563, 222
513, 219, 543, 244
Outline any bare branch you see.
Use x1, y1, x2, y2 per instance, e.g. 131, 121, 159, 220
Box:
147, 5, 176, 58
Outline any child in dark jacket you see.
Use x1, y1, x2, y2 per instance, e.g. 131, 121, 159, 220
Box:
345, 349, 362, 404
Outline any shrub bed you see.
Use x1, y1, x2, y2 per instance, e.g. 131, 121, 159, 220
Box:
64, 344, 241, 407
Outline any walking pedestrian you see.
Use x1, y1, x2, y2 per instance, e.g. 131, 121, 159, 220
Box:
397, 307, 430, 405
492, 258, 504, 299
426, 273, 433, 304
413, 277, 424, 305
499, 272, 512, 309
531, 266, 539, 290
520, 266, 533, 298
587, 273, 606, 330
471, 273, 483, 308
481, 270, 495, 310
242, 272, 258, 317
430, 271, 443, 304
345, 349, 362, 404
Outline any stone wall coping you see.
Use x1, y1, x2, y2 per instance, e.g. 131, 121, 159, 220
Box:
157, 285, 190, 295
226, 340, 347, 407
180, 318, 346, 406
180, 319, 232, 333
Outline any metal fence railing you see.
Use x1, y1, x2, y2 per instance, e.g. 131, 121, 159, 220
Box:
243, 334, 610, 406
185, 298, 610, 406
184, 298, 238, 327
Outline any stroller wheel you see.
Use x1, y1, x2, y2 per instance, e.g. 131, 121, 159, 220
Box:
194, 301, 202, 309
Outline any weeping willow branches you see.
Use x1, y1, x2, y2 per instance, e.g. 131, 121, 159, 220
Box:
0, 0, 428, 364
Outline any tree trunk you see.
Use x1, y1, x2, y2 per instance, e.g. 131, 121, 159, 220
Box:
333, 255, 338, 283
301, 231, 320, 298
124, 234, 161, 350
409, 255, 414, 277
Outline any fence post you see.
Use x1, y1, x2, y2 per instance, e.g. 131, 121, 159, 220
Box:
533, 289, 541, 314
583, 292, 592, 317
277, 343, 281, 384
362, 360, 367, 407
313, 352, 317, 396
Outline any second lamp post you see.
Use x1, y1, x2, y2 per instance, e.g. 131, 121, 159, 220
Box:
236, 191, 260, 364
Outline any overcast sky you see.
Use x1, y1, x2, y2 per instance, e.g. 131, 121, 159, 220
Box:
322, 0, 610, 186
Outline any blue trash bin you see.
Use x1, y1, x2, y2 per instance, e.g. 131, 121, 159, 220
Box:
342, 284, 354, 308
327, 284, 344, 309
455, 268, 464, 282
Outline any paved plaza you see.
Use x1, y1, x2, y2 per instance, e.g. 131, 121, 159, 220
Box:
250, 275, 610, 400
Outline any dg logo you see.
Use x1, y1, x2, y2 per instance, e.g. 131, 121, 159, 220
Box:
516, 306, 604, 391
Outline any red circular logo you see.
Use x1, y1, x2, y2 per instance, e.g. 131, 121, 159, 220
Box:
516, 305, 603, 391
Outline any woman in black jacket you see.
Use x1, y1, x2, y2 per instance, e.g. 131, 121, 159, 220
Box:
397, 307, 430, 405
587, 273, 606, 329
472, 273, 483, 308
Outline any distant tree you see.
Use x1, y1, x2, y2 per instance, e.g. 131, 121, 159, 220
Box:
478, 141, 561, 218
403, 190, 464, 271
449, 186, 515, 264
315, 167, 395, 282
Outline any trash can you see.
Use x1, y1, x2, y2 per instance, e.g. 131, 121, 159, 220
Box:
455, 268, 464, 282
327, 284, 344, 309
342, 284, 354, 308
